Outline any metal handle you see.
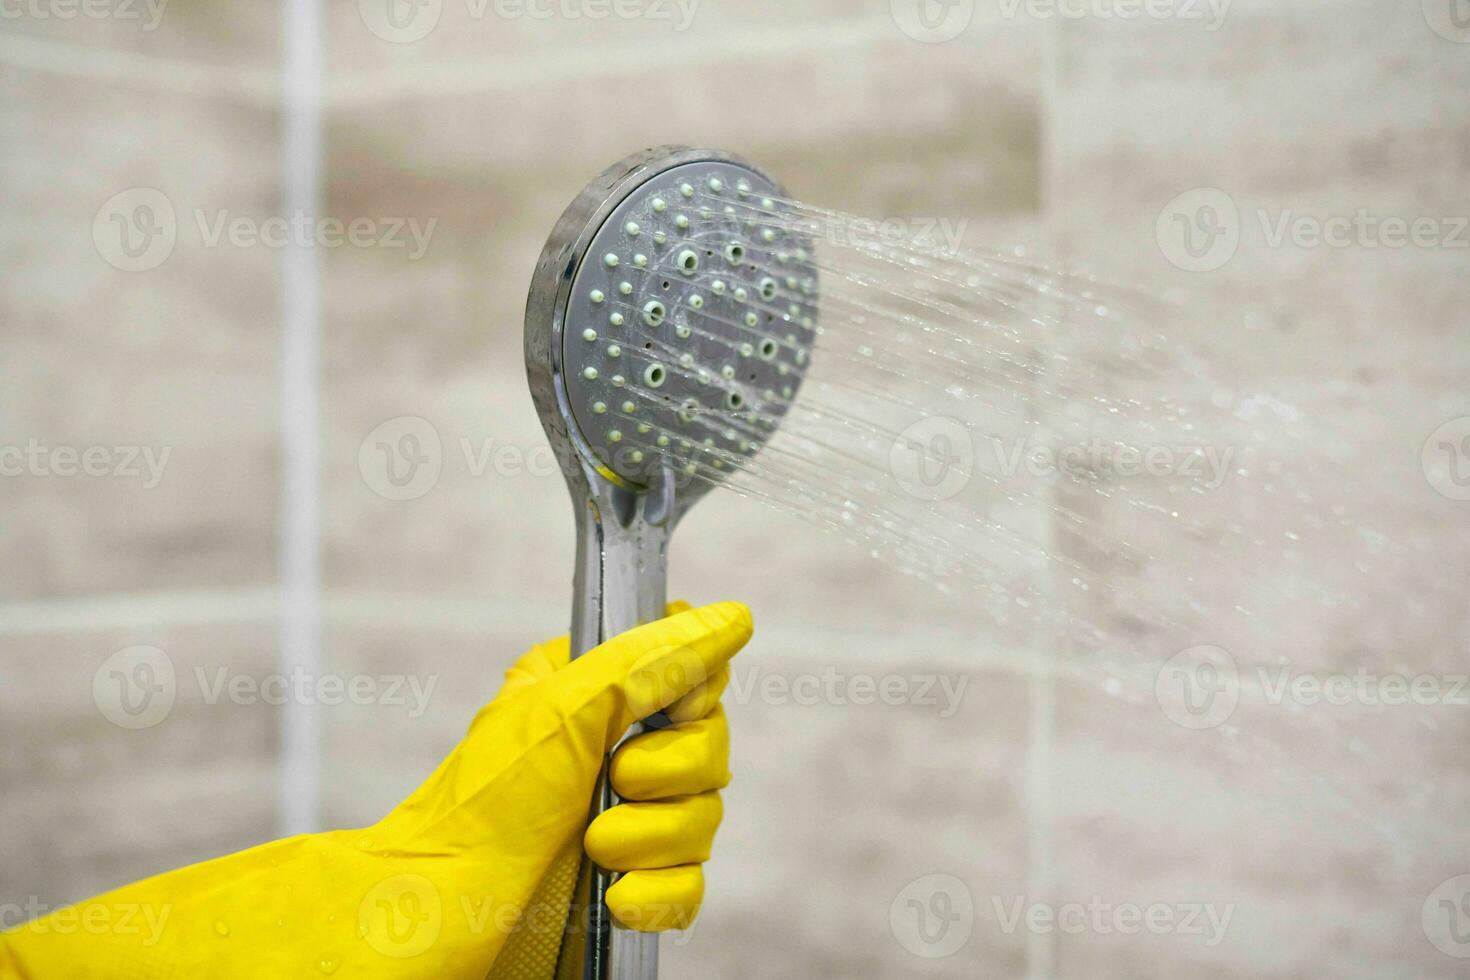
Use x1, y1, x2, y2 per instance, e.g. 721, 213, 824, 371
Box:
559, 480, 672, 980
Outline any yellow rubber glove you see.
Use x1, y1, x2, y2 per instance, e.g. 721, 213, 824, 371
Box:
0, 601, 750, 980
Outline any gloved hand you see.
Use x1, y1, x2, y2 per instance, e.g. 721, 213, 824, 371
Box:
0, 601, 751, 980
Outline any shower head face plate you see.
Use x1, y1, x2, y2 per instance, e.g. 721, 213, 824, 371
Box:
556, 156, 818, 490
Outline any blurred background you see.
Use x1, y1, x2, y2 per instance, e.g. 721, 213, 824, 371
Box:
2, 0, 1469, 977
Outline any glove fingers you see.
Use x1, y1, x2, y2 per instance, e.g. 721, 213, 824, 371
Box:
548, 602, 753, 737
610, 706, 731, 801
605, 866, 705, 933
583, 792, 723, 872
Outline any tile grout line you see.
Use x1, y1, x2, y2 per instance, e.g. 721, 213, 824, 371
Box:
277, 0, 324, 838
1025, 662, 1056, 980
0, 18, 925, 106
0, 587, 1054, 673
1026, 18, 1063, 980
0, 31, 279, 102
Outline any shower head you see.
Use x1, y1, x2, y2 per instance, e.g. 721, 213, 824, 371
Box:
523, 146, 816, 980
526, 145, 818, 515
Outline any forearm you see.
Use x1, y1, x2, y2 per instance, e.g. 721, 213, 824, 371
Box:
0, 834, 379, 979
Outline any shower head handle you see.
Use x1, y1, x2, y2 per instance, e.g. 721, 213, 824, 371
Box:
526, 147, 736, 980
525, 145, 815, 980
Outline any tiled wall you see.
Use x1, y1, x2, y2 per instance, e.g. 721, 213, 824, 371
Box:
2, 1, 1467, 977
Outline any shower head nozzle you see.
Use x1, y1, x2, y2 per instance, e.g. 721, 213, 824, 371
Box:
526, 146, 817, 510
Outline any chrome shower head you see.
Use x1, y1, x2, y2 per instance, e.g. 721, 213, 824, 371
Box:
526, 145, 817, 513
522, 146, 816, 980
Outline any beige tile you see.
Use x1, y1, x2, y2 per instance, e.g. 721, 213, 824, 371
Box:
0, 622, 279, 907
1, 68, 281, 600
1048, 676, 1470, 979
0, 1, 277, 70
